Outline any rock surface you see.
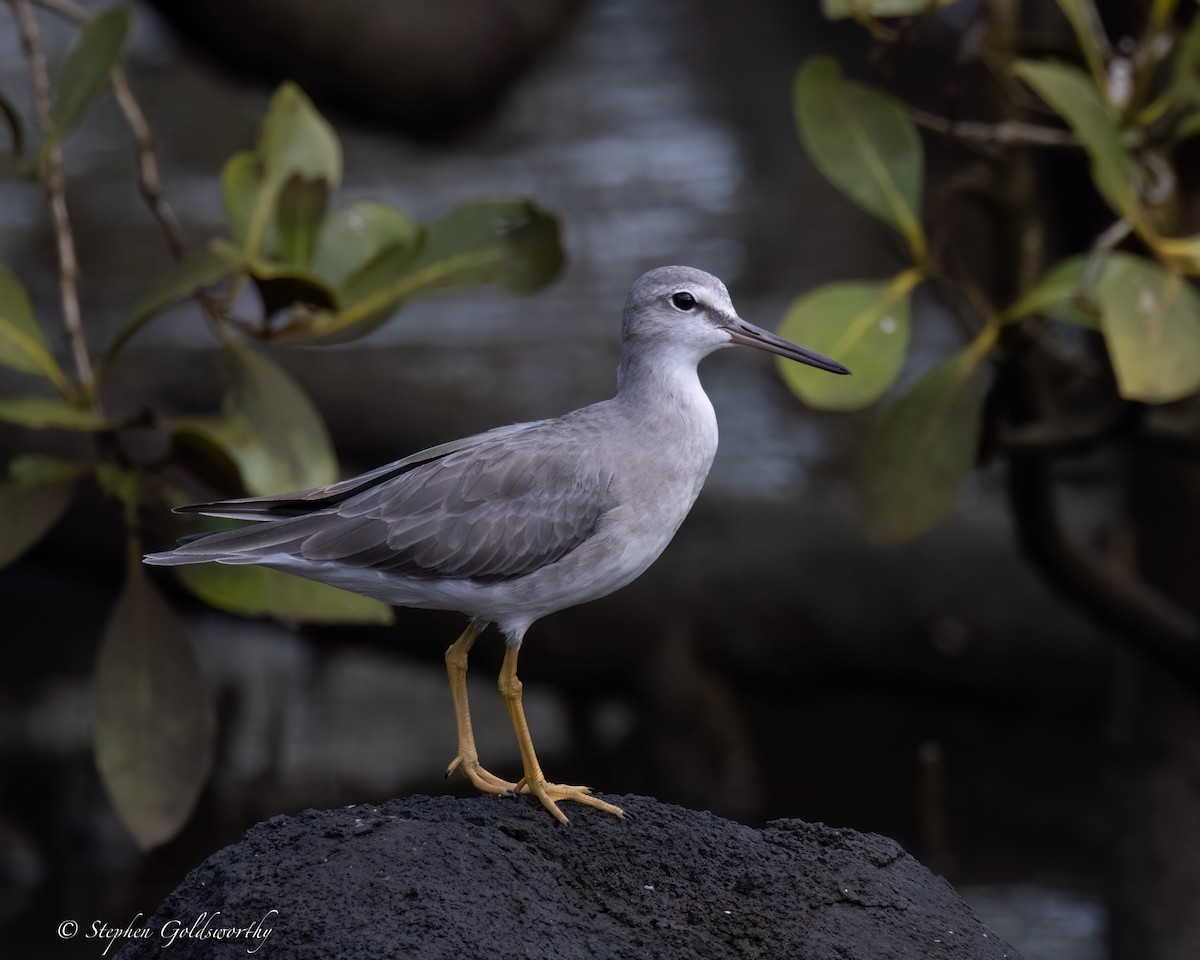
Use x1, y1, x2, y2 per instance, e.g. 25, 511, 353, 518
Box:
117, 794, 1020, 960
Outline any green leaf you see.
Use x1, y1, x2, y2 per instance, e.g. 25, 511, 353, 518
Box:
48, 6, 130, 141
0, 395, 108, 430
1167, 15, 1200, 109
259, 83, 342, 188
220, 151, 265, 246
0, 267, 38, 347
1053, 0, 1109, 88
170, 417, 246, 494
1095, 254, 1200, 403
175, 564, 394, 625
385, 199, 563, 296
1154, 233, 1200, 276
1005, 255, 1100, 328
311, 201, 418, 289
777, 272, 918, 410
821, 0, 960, 18
275, 175, 328, 267
273, 199, 563, 344
125, 247, 237, 326
858, 336, 991, 544
244, 257, 338, 316
0, 266, 70, 391
221, 340, 338, 494
95, 461, 139, 505
1173, 110, 1200, 144
1013, 60, 1135, 216
105, 247, 238, 370
172, 415, 266, 495
0, 266, 45, 375
241, 84, 340, 261
95, 558, 215, 850
0, 454, 83, 568
794, 57, 925, 260
9, 452, 88, 486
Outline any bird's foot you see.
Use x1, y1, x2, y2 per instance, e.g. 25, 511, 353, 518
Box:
515, 776, 625, 824
446, 754, 520, 795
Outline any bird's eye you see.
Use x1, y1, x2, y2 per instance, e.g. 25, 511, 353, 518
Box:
671, 291, 696, 311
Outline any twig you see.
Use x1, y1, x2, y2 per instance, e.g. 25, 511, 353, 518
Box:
30, 0, 186, 260
910, 107, 1080, 150
110, 70, 185, 258
34, 0, 230, 374
11, 0, 95, 401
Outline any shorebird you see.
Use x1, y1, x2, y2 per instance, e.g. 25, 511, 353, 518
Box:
146, 266, 849, 823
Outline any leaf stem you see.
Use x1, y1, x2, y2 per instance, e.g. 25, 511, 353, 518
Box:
10, 0, 95, 403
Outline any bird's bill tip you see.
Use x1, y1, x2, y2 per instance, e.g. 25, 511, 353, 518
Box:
727, 319, 851, 375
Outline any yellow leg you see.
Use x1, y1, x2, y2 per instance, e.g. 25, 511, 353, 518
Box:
498, 643, 624, 824
445, 620, 519, 794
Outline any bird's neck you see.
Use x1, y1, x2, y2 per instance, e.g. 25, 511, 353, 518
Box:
613, 342, 719, 481
614, 343, 711, 417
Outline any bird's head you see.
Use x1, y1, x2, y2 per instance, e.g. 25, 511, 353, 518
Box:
623, 266, 850, 375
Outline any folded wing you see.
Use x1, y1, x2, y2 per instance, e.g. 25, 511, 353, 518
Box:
146, 425, 616, 584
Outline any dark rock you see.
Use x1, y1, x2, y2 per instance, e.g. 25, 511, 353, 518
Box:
117, 794, 1020, 959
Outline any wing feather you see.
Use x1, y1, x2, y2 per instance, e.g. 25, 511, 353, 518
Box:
149, 419, 616, 583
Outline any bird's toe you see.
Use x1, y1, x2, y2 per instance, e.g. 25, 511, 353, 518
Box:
447, 755, 520, 795
525, 779, 624, 822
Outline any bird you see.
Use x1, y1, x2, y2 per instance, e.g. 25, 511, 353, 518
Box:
145, 266, 849, 823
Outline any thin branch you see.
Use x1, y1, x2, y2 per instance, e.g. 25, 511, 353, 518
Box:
10, 0, 94, 401
33, 0, 234, 375
910, 107, 1080, 150
30, 0, 186, 259
110, 70, 185, 258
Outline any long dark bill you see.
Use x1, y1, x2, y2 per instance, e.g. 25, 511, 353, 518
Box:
727, 317, 851, 375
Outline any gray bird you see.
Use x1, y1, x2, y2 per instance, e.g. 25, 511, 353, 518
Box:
146, 266, 849, 822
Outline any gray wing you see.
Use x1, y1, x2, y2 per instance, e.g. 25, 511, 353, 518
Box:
173, 421, 537, 521
149, 426, 616, 583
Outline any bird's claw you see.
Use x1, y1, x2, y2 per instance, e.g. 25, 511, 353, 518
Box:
446, 754, 520, 795
522, 779, 625, 824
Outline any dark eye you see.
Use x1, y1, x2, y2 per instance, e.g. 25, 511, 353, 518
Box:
671, 291, 696, 311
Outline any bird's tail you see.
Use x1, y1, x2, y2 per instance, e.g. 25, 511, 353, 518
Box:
143, 515, 325, 566
143, 548, 266, 567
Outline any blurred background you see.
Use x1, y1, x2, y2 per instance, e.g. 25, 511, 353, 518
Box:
4, 1, 1200, 958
